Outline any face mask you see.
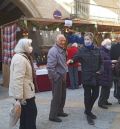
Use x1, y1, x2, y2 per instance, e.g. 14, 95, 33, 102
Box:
84, 41, 92, 46
105, 45, 111, 50
29, 46, 33, 53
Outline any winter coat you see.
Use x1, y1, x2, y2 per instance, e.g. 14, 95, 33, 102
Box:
9, 53, 35, 100
73, 45, 102, 86
67, 46, 79, 67
47, 44, 68, 81
110, 43, 120, 60
99, 47, 112, 87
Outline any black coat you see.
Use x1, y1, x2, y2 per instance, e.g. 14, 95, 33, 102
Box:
99, 47, 112, 87
73, 46, 102, 86
110, 43, 120, 60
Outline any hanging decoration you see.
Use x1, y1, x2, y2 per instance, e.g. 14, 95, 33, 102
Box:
2, 24, 17, 64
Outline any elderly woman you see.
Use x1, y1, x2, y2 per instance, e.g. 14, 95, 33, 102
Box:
67, 32, 102, 125
9, 38, 37, 129
98, 39, 116, 109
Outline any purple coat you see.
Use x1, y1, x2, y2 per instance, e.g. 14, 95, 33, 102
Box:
99, 47, 112, 87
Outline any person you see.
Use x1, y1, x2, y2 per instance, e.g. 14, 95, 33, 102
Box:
110, 34, 120, 103
67, 43, 79, 89
76, 32, 85, 45
98, 39, 113, 109
9, 38, 37, 129
47, 34, 68, 122
67, 32, 102, 125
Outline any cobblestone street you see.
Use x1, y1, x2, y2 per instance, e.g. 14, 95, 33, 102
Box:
0, 87, 120, 129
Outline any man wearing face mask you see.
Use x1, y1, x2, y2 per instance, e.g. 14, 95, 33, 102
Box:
67, 32, 102, 125
47, 34, 68, 122
98, 39, 114, 109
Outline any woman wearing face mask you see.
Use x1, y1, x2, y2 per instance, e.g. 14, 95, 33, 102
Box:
67, 32, 102, 125
98, 39, 115, 109
9, 38, 37, 129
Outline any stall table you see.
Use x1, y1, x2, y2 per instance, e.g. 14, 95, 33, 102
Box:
36, 68, 81, 92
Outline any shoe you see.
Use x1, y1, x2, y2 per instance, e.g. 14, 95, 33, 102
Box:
105, 102, 112, 105
58, 112, 68, 117
89, 112, 97, 119
86, 115, 94, 125
49, 117, 62, 122
84, 111, 97, 119
98, 105, 108, 109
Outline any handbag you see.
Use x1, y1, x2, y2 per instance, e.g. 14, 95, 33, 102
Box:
9, 100, 21, 128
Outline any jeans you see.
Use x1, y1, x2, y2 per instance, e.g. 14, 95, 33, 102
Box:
68, 66, 78, 89
114, 80, 120, 100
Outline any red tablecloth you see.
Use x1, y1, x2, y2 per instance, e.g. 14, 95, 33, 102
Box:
36, 71, 81, 92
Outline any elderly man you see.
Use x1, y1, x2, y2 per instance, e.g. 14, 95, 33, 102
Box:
47, 34, 68, 122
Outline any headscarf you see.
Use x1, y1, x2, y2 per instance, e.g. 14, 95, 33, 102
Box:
14, 38, 32, 53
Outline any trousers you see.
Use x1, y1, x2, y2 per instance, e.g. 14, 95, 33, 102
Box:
19, 97, 37, 129
83, 85, 99, 114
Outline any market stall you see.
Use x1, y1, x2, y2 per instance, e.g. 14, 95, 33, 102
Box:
35, 66, 81, 92
0, 18, 83, 90
1, 17, 120, 90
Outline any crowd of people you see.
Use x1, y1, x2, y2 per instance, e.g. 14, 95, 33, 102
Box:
8, 31, 120, 128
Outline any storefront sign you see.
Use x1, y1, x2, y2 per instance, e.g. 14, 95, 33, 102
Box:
64, 20, 73, 27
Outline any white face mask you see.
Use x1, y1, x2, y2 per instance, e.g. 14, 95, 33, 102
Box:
29, 46, 33, 53
105, 45, 111, 50
84, 41, 92, 46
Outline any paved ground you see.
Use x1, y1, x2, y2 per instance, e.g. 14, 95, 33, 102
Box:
0, 86, 120, 129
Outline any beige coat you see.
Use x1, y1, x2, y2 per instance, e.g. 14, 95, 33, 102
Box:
9, 53, 35, 99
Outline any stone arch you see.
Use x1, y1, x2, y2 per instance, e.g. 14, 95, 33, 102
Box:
10, 0, 41, 17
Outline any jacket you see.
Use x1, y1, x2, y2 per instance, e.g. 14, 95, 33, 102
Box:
67, 46, 79, 67
73, 45, 102, 86
99, 47, 112, 87
110, 43, 120, 60
47, 44, 67, 80
9, 53, 35, 99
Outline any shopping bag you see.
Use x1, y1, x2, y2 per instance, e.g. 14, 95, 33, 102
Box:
9, 100, 21, 128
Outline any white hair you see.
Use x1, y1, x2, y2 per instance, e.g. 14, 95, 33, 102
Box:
14, 38, 32, 53
101, 38, 111, 46
72, 43, 78, 47
56, 34, 65, 41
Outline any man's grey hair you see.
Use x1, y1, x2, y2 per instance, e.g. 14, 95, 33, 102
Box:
101, 38, 111, 46
56, 34, 65, 42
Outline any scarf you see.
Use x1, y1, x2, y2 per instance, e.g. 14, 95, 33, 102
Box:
23, 52, 39, 92
84, 44, 94, 50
